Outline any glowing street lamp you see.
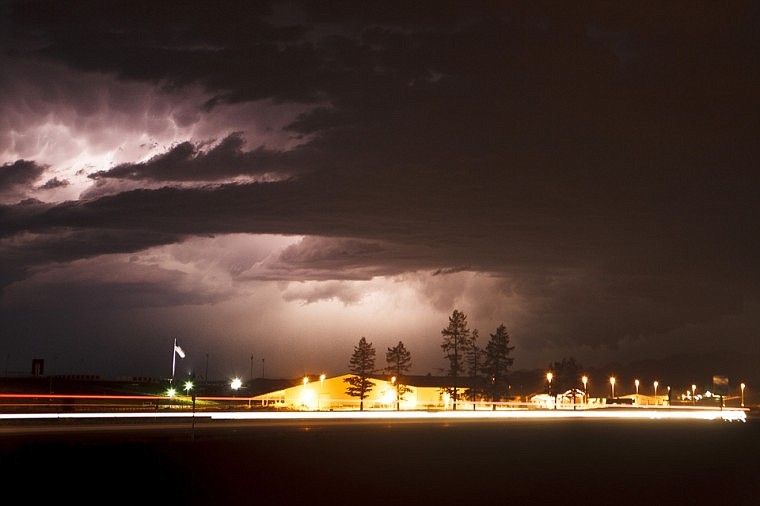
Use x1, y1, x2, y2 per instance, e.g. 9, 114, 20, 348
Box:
391, 376, 399, 411
184, 380, 193, 396
654, 381, 659, 406
691, 384, 697, 406
634, 379, 640, 396
319, 374, 326, 410
741, 383, 746, 407
546, 372, 553, 396
582, 375, 588, 403
610, 377, 616, 398
231, 377, 242, 391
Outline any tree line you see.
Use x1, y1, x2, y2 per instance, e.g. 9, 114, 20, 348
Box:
344, 309, 515, 411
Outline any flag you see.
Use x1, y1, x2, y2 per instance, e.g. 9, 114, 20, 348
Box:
172, 337, 186, 379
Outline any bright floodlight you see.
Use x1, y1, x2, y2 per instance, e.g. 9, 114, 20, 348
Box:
231, 378, 242, 390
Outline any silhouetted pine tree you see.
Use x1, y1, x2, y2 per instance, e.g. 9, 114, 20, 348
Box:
464, 329, 487, 408
385, 340, 413, 410
441, 309, 473, 410
344, 336, 376, 411
485, 323, 515, 406
547, 357, 582, 395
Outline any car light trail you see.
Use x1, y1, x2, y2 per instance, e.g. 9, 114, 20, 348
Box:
0, 406, 747, 422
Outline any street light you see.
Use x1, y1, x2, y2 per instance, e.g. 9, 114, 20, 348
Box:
691, 384, 696, 406
184, 380, 195, 441
610, 376, 616, 398
654, 380, 659, 406
391, 376, 399, 411
231, 377, 242, 391
546, 372, 553, 396
319, 374, 326, 410
741, 382, 746, 407
634, 379, 640, 396
582, 375, 588, 403
302, 376, 310, 410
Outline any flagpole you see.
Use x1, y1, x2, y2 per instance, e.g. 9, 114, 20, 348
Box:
172, 337, 177, 381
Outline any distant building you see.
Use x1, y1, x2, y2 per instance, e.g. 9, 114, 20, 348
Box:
251, 374, 486, 410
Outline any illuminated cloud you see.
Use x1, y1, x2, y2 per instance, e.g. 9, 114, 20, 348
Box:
0, 2, 758, 380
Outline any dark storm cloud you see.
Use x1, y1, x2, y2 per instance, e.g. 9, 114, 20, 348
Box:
0, 159, 47, 202
2, 1, 760, 364
38, 177, 69, 190
90, 132, 294, 182
9, 0, 319, 103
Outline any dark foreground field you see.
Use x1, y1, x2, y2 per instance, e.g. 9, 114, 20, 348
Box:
1, 417, 757, 506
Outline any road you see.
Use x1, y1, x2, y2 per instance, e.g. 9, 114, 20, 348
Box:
1, 416, 757, 506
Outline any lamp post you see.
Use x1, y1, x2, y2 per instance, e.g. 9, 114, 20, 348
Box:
634, 379, 640, 396
184, 380, 195, 440
546, 372, 553, 396
654, 380, 659, 406
302, 376, 309, 410
691, 384, 696, 406
610, 376, 616, 398
392, 376, 399, 411
740, 383, 745, 407
319, 374, 326, 410
582, 375, 588, 404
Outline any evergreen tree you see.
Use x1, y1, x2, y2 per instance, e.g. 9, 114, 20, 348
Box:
385, 340, 413, 410
441, 309, 473, 410
344, 336, 376, 411
485, 323, 515, 406
463, 329, 486, 407
546, 356, 581, 395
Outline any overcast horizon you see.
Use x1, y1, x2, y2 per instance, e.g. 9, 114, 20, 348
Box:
1, 2, 758, 381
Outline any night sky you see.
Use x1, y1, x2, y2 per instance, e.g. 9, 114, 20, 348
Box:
1, 1, 758, 381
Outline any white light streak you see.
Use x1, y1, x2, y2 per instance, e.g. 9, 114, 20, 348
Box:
0, 407, 747, 423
